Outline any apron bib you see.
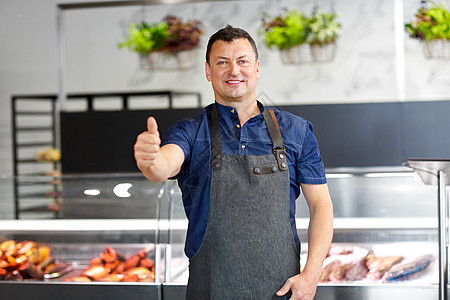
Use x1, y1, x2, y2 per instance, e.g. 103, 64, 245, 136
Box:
186, 105, 300, 300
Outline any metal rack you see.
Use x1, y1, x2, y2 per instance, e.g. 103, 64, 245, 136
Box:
11, 95, 60, 219
11, 90, 202, 219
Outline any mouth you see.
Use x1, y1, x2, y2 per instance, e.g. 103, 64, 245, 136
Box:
225, 80, 244, 85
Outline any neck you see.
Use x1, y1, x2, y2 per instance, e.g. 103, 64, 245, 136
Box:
216, 98, 260, 126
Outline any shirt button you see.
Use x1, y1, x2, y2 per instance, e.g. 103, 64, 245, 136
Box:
236, 124, 240, 128
241, 145, 246, 150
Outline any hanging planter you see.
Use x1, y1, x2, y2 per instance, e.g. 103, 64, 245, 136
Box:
261, 7, 340, 65
141, 51, 167, 70
422, 39, 450, 59
119, 16, 204, 70
405, 2, 450, 59
280, 42, 337, 64
139, 48, 199, 71
174, 48, 198, 70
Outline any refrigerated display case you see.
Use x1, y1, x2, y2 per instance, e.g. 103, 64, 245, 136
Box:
0, 220, 163, 300
0, 173, 165, 300
1, 165, 446, 299
403, 158, 450, 300
161, 166, 442, 299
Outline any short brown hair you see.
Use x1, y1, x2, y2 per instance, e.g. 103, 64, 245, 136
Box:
205, 25, 259, 64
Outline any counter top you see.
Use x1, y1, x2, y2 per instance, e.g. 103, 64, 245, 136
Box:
0, 217, 437, 232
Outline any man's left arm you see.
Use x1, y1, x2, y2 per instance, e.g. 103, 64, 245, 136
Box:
277, 183, 334, 300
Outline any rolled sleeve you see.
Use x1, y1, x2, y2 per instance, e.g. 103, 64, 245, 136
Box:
161, 120, 192, 164
296, 122, 327, 184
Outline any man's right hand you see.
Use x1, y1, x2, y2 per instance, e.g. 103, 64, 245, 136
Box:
134, 116, 184, 182
134, 116, 161, 170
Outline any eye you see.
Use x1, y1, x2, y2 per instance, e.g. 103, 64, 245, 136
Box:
217, 60, 227, 66
239, 59, 250, 65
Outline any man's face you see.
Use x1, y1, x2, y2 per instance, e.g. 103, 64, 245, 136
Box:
205, 38, 260, 104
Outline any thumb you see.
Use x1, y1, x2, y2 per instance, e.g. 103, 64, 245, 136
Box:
276, 280, 291, 296
147, 117, 159, 135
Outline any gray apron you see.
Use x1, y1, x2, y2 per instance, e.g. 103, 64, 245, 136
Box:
186, 105, 300, 300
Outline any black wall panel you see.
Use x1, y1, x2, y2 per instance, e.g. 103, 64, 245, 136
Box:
61, 108, 201, 173
402, 101, 450, 160
280, 103, 404, 167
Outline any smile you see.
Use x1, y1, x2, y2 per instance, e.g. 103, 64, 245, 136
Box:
226, 80, 243, 84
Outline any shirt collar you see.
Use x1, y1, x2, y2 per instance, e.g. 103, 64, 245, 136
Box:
214, 100, 265, 118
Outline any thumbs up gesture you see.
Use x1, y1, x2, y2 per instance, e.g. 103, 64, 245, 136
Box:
134, 116, 184, 182
134, 116, 161, 170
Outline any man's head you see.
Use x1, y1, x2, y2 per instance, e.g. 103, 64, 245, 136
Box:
204, 26, 260, 105
206, 25, 259, 65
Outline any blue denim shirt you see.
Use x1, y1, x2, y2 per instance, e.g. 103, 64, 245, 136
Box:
161, 101, 327, 258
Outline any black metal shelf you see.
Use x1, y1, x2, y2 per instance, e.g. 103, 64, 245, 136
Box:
17, 142, 54, 147
11, 90, 202, 219
12, 95, 59, 219
18, 192, 61, 199
19, 205, 58, 213
16, 127, 54, 131
17, 181, 61, 186
16, 172, 60, 177
17, 159, 55, 163
15, 111, 54, 116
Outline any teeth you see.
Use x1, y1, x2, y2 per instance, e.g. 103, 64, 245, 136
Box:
227, 80, 241, 83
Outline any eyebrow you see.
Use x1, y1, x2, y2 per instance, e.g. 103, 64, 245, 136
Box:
215, 55, 249, 61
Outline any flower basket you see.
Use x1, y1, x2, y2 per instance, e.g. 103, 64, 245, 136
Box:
140, 49, 198, 71
422, 39, 450, 59
174, 49, 198, 70
120, 16, 203, 71
405, 2, 450, 59
261, 7, 340, 65
280, 42, 337, 64
141, 51, 167, 70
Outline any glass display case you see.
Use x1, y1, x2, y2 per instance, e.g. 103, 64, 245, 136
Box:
0, 165, 446, 300
0, 173, 164, 300
161, 166, 441, 300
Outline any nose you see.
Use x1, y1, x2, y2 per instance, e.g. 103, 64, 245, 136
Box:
228, 61, 240, 76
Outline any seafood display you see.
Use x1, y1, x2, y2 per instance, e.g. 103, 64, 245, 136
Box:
365, 251, 404, 281
0, 240, 71, 280
1, 240, 155, 283
319, 244, 435, 283
386, 254, 435, 282
63, 246, 155, 282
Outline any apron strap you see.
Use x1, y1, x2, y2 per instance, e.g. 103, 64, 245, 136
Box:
263, 109, 289, 171
210, 104, 222, 170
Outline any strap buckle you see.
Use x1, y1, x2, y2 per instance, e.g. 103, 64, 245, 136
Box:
273, 147, 288, 171
272, 146, 286, 155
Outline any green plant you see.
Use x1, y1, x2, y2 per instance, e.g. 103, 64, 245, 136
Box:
119, 21, 168, 53
306, 10, 340, 45
261, 7, 340, 50
119, 16, 204, 54
405, 2, 450, 41
262, 10, 308, 50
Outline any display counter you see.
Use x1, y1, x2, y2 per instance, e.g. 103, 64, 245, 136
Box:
0, 219, 162, 300
0, 166, 445, 299
161, 167, 441, 299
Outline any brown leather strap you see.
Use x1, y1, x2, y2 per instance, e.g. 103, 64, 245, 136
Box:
263, 109, 288, 171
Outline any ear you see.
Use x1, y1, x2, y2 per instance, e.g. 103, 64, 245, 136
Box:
256, 60, 260, 79
205, 62, 211, 82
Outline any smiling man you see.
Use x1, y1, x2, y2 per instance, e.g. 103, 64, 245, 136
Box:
134, 25, 333, 300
